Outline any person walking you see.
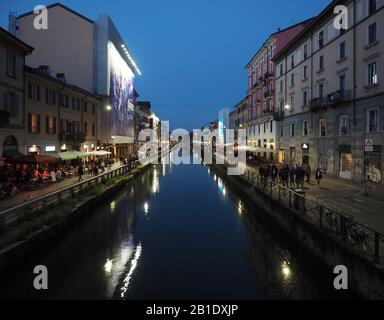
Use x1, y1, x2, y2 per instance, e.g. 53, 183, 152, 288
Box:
271, 164, 278, 184
305, 164, 312, 183
78, 164, 84, 182
289, 165, 296, 188
315, 168, 323, 185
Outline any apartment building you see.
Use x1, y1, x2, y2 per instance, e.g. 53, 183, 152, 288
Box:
275, 0, 384, 190
0, 27, 33, 158
13, 3, 141, 159
245, 20, 312, 161
24, 66, 101, 155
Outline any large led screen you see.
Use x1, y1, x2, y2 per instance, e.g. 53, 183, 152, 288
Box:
108, 42, 135, 138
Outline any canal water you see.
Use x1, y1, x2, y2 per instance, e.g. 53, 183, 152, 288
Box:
0, 160, 356, 299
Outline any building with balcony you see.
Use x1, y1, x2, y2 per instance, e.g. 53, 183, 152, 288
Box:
274, 0, 384, 190
245, 19, 312, 161
24, 66, 101, 155
13, 3, 141, 160
0, 27, 33, 159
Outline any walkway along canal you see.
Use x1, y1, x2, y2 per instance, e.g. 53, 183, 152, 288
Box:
0, 161, 358, 299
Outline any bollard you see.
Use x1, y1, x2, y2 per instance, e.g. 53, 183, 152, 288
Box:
294, 189, 306, 214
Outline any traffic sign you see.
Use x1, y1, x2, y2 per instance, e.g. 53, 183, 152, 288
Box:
365, 139, 374, 152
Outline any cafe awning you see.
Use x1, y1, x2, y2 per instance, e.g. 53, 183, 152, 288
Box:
2, 149, 24, 158
58, 151, 88, 161
9, 154, 60, 164
87, 150, 112, 156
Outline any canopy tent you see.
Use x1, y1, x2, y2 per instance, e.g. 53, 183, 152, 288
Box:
2, 149, 24, 159
87, 150, 112, 156
58, 151, 88, 161
8, 154, 60, 164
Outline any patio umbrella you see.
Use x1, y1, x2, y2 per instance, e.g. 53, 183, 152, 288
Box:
87, 150, 112, 156
58, 151, 88, 161
10, 154, 60, 164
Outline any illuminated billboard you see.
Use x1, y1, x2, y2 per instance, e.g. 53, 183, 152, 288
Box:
108, 42, 135, 138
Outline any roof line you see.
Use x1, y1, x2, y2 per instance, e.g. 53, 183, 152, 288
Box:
245, 17, 315, 68
18, 2, 94, 24
25, 65, 102, 100
0, 26, 34, 53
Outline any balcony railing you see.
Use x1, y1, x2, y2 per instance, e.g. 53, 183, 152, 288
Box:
264, 90, 275, 98
264, 71, 274, 79
60, 132, 86, 143
273, 111, 285, 121
309, 97, 327, 112
327, 90, 351, 106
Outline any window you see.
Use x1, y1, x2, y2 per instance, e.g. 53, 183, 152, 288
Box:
28, 113, 40, 134
280, 80, 283, 92
84, 102, 88, 113
340, 115, 349, 136
46, 116, 56, 134
7, 51, 17, 77
318, 31, 324, 49
4, 91, 19, 117
290, 73, 295, 87
303, 91, 308, 106
270, 45, 273, 59
303, 120, 309, 136
367, 109, 379, 132
92, 104, 96, 115
319, 83, 324, 98
320, 119, 327, 136
59, 94, 69, 108
367, 62, 378, 86
291, 123, 295, 136
369, 0, 377, 15
263, 122, 266, 133
368, 23, 377, 45
303, 44, 308, 59
28, 83, 40, 101
290, 96, 294, 111
319, 55, 324, 71
92, 123, 96, 136
303, 65, 308, 79
280, 64, 283, 76
339, 41, 346, 60
280, 125, 283, 137
270, 120, 273, 133
72, 98, 80, 111
84, 122, 88, 135
45, 88, 56, 105
291, 55, 294, 69
339, 75, 346, 91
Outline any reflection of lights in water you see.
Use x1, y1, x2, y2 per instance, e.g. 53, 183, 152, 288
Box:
214, 175, 217, 181
281, 261, 291, 279
162, 163, 166, 176
110, 201, 116, 212
208, 168, 210, 174
104, 259, 113, 274
152, 169, 159, 194
120, 243, 142, 297
144, 202, 149, 214
237, 201, 243, 215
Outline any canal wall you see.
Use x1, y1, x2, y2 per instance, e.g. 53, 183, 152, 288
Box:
0, 164, 152, 272
210, 164, 384, 299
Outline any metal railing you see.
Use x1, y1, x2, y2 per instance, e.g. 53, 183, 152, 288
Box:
239, 168, 384, 265
0, 160, 145, 228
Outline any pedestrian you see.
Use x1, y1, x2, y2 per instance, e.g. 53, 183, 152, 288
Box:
78, 164, 84, 181
315, 168, 323, 185
305, 164, 312, 183
289, 165, 296, 188
271, 164, 278, 184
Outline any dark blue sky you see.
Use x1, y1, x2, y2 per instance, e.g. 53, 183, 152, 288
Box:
0, 0, 331, 130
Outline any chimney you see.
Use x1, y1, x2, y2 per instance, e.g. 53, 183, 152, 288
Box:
56, 73, 66, 82
38, 65, 50, 75
8, 12, 19, 37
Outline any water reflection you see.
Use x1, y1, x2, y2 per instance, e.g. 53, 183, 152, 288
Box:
120, 243, 143, 298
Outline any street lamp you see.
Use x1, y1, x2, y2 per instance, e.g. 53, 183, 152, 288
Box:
106, 105, 112, 111
284, 104, 290, 111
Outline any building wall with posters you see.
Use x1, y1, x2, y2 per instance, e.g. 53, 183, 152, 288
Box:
274, 0, 384, 194
0, 27, 33, 159
16, 3, 141, 159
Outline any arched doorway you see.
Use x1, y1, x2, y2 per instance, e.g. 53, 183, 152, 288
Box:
2, 135, 19, 157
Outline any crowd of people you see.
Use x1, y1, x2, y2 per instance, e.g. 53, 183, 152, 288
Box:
258, 163, 323, 189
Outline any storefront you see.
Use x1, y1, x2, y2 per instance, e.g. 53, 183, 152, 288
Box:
339, 144, 352, 180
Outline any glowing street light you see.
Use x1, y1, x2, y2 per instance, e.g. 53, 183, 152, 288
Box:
106, 105, 112, 111
284, 104, 290, 111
